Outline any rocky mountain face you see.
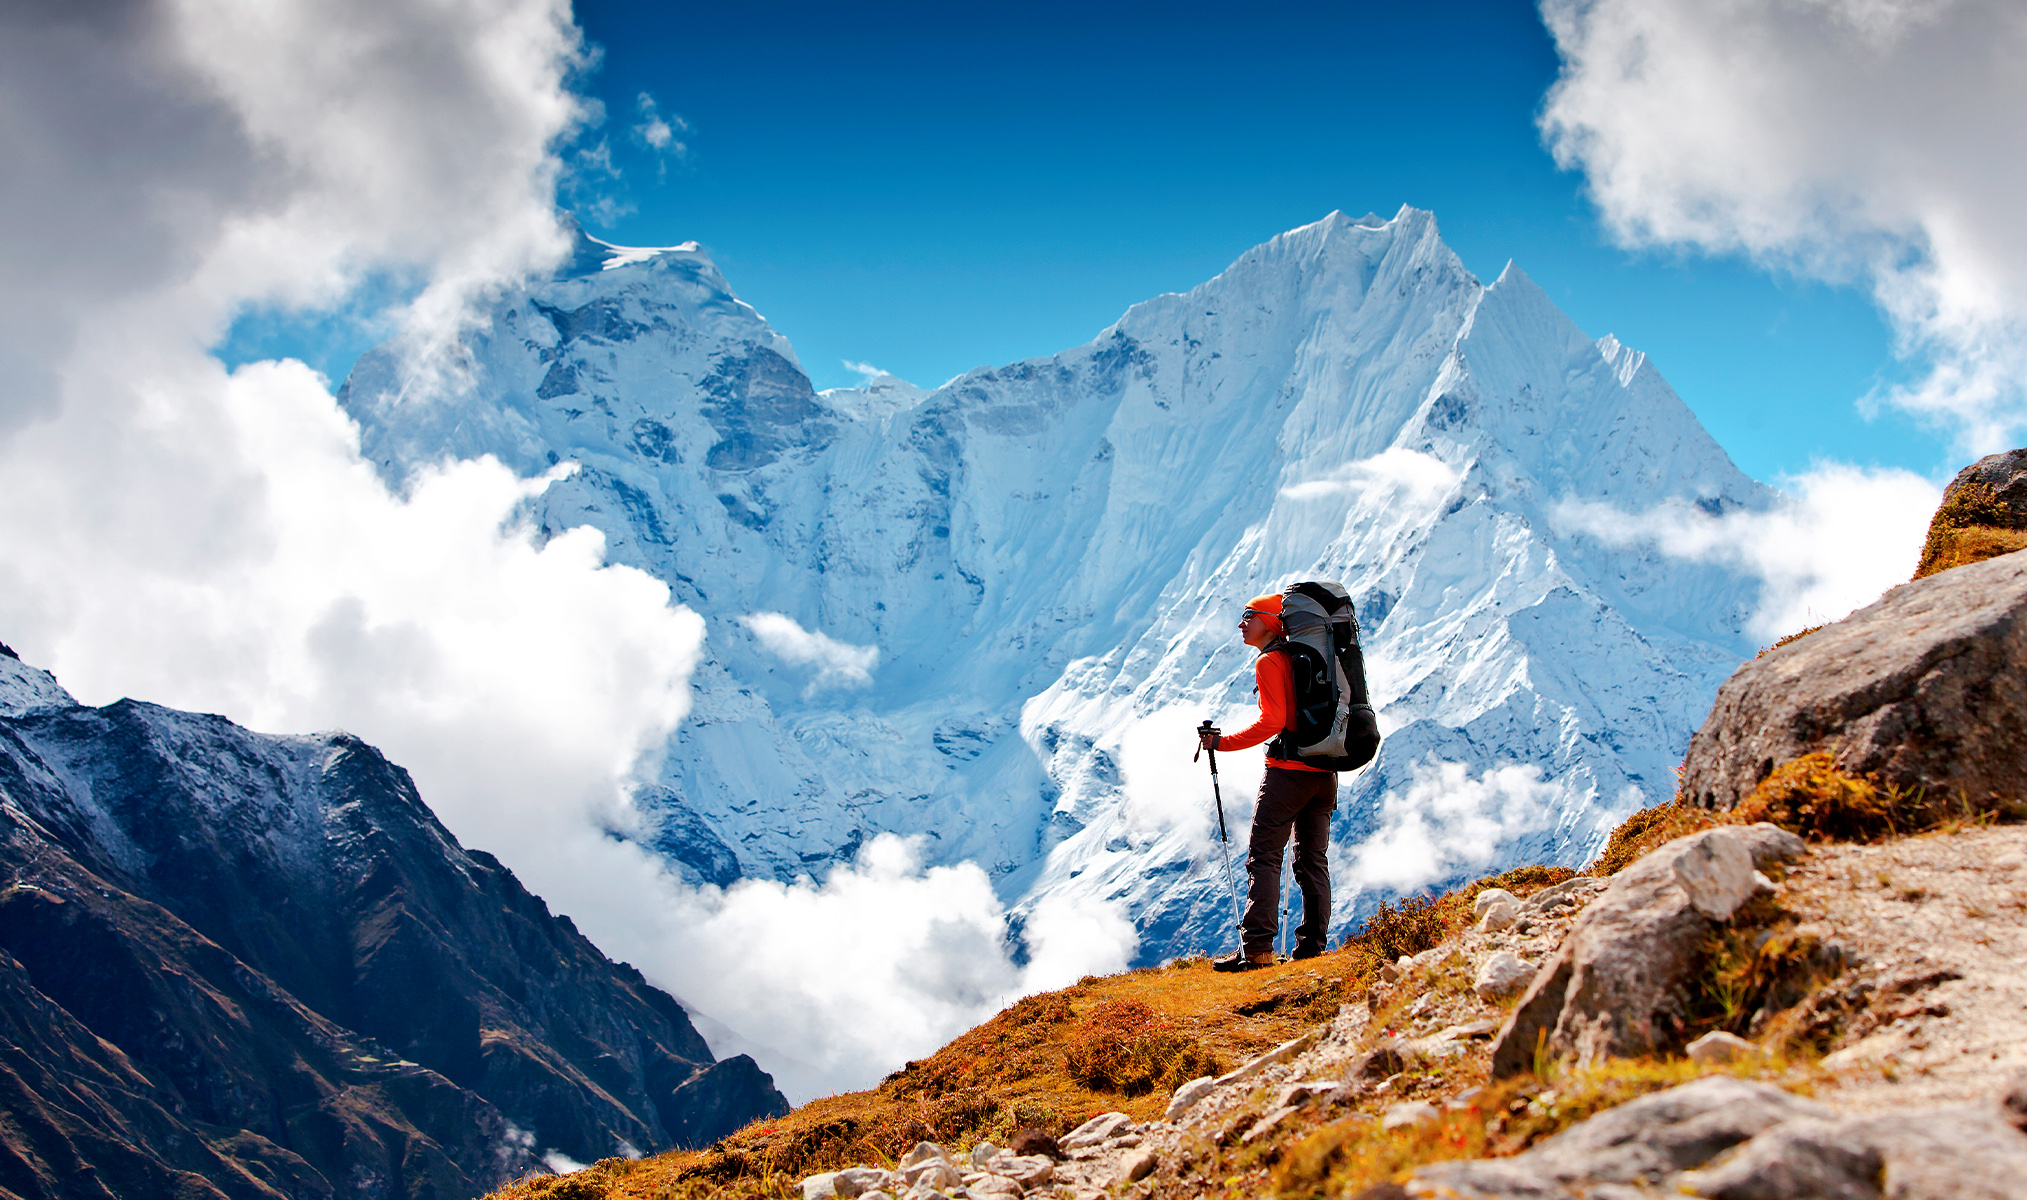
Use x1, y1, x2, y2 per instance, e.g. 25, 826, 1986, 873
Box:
0, 646, 787, 1200
339, 208, 1772, 961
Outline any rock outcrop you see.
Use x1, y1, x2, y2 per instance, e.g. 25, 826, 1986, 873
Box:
1679, 551, 2027, 811
1489, 825, 1806, 1078
0, 649, 787, 1200
1409, 1072, 2027, 1199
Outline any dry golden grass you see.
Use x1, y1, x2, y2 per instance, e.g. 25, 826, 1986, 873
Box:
491, 956, 1367, 1200
496, 763, 1993, 1200
1914, 479, 2027, 579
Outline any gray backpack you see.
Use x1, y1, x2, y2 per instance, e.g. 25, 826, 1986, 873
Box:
1267, 581, 1382, 771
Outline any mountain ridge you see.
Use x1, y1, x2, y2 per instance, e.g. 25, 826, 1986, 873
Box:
337, 203, 1771, 1018
0, 649, 787, 1200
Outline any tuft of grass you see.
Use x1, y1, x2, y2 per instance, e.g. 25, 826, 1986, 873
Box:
1587, 798, 1723, 876
1062, 999, 1222, 1095
1915, 479, 2027, 579
1733, 752, 1959, 842
1685, 891, 1841, 1040
1339, 865, 1576, 985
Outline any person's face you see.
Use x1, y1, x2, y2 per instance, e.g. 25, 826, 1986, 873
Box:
1239, 608, 1276, 648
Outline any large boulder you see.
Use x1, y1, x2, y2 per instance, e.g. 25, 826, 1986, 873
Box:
1680, 551, 2027, 812
1489, 824, 1805, 1078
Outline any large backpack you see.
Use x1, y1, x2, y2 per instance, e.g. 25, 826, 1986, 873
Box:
1267, 580, 1382, 771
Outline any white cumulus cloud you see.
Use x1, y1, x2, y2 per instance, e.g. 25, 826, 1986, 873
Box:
740, 612, 881, 693
0, 0, 1125, 1115
1342, 759, 1567, 894
1281, 448, 1462, 507
1554, 461, 1940, 639
1539, 0, 2027, 453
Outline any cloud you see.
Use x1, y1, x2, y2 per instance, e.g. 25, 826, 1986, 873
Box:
1342, 759, 1565, 894
1280, 448, 1461, 507
1539, 0, 2027, 453
631, 91, 689, 158
1554, 461, 1940, 638
843, 359, 892, 381
0, 0, 1144, 1112
740, 612, 881, 693
621, 835, 1135, 1102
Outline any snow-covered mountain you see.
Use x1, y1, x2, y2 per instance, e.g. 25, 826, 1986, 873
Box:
339, 207, 1769, 961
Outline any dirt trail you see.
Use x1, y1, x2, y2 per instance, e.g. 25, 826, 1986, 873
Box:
1782, 823, 2027, 1112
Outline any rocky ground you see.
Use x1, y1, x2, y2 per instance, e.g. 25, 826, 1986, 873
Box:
794, 824, 2027, 1200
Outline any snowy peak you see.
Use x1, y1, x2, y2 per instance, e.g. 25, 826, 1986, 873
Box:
339, 205, 1773, 972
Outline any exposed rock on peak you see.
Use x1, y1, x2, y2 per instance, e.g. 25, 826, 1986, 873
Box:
0, 653, 786, 1199
1680, 551, 2027, 813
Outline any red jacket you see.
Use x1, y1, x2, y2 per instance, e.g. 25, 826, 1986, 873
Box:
1216, 648, 1329, 773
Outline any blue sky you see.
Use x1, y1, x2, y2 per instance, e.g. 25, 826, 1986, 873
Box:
544, 0, 1942, 484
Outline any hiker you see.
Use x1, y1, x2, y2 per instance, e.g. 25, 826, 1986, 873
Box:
1198, 591, 1337, 970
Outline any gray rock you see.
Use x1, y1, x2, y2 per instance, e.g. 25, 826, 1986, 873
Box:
1059, 1111, 1133, 1149
1677, 1117, 1882, 1200
1119, 1147, 1159, 1183
835, 1167, 898, 1197
1685, 1030, 1755, 1064
901, 1161, 961, 1192
1477, 899, 1520, 933
1475, 951, 1534, 1000
968, 1142, 1000, 1169
899, 1143, 951, 1169
967, 1175, 1021, 1198
991, 1155, 1055, 1187
803, 1172, 842, 1200
1681, 550, 2027, 812
1490, 826, 1805, 1077
1413, 1077, 1828, 1196
1474, 887, 1521, 919
1164, 1075, 1217, 1122
1381, 1101, 1439, 1131
1523, 876, 1605, 913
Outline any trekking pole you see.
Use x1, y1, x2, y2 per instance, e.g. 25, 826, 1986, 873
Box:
1195, 720, 1244, 950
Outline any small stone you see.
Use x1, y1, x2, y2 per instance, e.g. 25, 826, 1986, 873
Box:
969, 1143, 1001, 1169
1475, 900, 1519, 933
993, 1155, 1055, 1187
902, 1162, 961, 1192
802, 1172, 841, 1200
834, 1168, 896, 1197
1380, 1101, 1440, 1131
1241, 1106, 1298, 1144
1993, 852, 2026, 871
1378, 961, 1401, 983
1164, 1076, 1217, 1122
1686, 1030, 1756, 1065
1473, 887, 1520, 920
1277, 1080, 1337, 1107
1474, 951, 1534, 1000
1007, 1128, 1062, 1160
1119, 1148, 1159, 1183
1060, 1112, 1133, 1149
899, 1143, 951, 1169
968, 1176, 1022, 1198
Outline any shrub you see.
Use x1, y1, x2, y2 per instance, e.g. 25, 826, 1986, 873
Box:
1588, 799, 1720, 875
1914, 479, 2027, 579
1733, 753, 1932, 842
1062, 999, 1220, 1095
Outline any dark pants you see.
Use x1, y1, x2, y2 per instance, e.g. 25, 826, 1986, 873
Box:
1241, 768, 1336, 955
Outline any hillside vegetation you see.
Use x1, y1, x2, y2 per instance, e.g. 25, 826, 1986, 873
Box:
488, 744, 2023, 1200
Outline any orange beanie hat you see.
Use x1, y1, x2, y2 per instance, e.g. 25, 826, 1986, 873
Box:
1245, 592, 1283, 616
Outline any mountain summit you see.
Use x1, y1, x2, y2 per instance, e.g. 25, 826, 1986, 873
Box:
340, 206, 1769, 961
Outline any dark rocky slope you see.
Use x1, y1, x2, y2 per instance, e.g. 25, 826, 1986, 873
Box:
0, 646, 785, 1200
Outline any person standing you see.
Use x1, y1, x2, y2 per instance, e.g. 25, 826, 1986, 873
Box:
1197, 592, 1336, 970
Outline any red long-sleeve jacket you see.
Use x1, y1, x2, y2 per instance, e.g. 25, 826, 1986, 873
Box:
1215, 648, 1328, 773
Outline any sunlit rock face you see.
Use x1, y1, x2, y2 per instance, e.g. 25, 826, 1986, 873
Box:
340, 207, 1769, 961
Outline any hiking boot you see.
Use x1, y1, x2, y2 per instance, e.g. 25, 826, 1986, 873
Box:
1212, 949, 1277, 972
1291, 940, 1325, 961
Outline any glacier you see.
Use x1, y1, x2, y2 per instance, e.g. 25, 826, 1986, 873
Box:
338, 206, 1770, 964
